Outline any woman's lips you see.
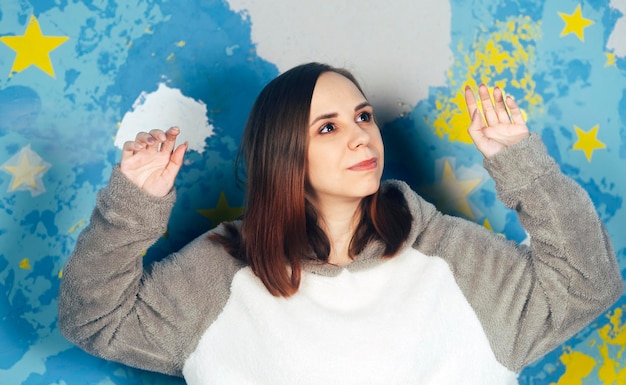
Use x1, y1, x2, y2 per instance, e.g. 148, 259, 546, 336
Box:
349, 158, 377, 171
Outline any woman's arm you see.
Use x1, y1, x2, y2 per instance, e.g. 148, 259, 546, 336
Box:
413, 85, 623, 371
58, 166, 186, 375
58, 128, 194, 375
59, 165, 243, 376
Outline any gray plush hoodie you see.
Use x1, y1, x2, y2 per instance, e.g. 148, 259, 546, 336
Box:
58, 134, 623, 384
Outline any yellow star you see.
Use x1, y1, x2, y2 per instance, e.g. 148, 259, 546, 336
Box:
558, 5, 594, 42
423, 160, 482, 219
0, 15, 69, 78
572, 125, 606, 162
198, 192, 244, 226
2, 145, 50, 192
605, 52, 616, 67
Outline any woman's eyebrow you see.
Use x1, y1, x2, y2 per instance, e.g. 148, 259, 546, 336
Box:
309, 101, 372, 127
355, 101, 372, 111
310, 112, 337, 127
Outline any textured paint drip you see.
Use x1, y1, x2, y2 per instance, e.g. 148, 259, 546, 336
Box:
432, 16, 542, 143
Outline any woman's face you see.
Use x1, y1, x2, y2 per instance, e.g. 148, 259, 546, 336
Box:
306, 71, 384, 207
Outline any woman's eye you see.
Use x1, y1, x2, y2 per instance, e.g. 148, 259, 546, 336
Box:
319, 123, 335, 134
356, 111, 372, 122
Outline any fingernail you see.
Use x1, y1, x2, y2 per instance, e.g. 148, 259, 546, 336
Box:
147, 137, 155, 143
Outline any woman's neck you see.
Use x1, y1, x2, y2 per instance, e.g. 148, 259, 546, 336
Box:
314, 199, 362, 267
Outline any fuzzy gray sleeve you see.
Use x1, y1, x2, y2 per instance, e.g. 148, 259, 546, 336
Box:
414, 133, 623, 372
58, 166, 240, 376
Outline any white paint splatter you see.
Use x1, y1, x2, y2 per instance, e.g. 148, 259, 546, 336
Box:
225, 0, 453, 122
114, 83, 214, 153
226, 44, 240, 56
608, 0, 626, 58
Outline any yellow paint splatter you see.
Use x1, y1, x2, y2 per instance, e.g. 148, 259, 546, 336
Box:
166, 52, 175, 61
553, 307, 626, 383
550, 348, 596, 384
483, 218, 492, 230
58, 270, 63, 279
599, 307, 626, 345
605, 52, 616, 67
67, 219, 86, 234
596, 307, 626, 382
432, 16, 542, 143
19, 258, 31, 269
176, 40, 186, 47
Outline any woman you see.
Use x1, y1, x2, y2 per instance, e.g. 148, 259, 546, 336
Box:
58, 63, 623, 384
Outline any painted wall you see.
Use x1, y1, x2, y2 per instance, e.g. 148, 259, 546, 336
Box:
1, 0, 625, 383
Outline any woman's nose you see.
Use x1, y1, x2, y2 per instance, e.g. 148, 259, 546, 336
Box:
348, 124, 370, 150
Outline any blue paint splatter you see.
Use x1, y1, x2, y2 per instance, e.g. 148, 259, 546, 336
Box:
0, 265, 38, 370
19, 210, 58, 237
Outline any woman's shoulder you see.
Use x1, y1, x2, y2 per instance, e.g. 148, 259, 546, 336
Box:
148, 220, 247, 298
180, 220, 245, 265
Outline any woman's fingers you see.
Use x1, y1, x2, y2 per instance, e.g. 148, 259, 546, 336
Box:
132, 131, 158, 154
506, 96, 525, 125
160, 127, 180, 154
127, 129, 175, 153
147, 129, 166, 153
478, 84, 500, 127
121, 127, 182, 163
464, 85, 479, 119
468, 85, 520, 126
465, 86, 487, 143
465, 107, 495, 158
121, 140, 141, 162
165, 142, 188, 174
492, 87, 510, 123
148, 129, 167, 142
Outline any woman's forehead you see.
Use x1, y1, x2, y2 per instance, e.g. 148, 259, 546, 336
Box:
311, 72, 367, 108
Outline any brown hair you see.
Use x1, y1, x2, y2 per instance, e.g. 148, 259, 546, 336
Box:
212, 62, 412, 297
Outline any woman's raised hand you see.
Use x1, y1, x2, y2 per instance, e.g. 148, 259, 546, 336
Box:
120, 127, 187, 197
464, 84, 530, 158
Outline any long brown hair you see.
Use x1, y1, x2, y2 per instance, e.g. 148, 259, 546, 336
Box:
212, 63, 412, 297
